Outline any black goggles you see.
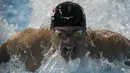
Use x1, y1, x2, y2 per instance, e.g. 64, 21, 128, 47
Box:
54, 29, 85, 38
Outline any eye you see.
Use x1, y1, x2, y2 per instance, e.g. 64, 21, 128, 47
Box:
54, 30, 66, 38
72, 30, 83, 37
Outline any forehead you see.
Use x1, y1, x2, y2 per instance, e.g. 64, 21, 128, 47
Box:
53, 26, 84, 31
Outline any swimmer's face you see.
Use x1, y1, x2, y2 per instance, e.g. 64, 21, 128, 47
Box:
52, 26, 86, 61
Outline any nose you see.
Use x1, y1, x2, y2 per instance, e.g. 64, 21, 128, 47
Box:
63, 37, 74, 45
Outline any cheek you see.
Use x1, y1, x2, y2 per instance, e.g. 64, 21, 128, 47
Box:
74, 37, 85, 44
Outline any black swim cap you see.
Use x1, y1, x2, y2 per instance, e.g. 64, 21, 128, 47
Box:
51, 1, 86, 28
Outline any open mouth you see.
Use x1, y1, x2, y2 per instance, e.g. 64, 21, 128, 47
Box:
62, 45, 76, 57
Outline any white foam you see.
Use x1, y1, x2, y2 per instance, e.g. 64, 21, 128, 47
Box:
0, 0, 130, 73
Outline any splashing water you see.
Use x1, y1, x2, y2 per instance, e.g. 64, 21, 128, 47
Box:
0, 0, 130, 73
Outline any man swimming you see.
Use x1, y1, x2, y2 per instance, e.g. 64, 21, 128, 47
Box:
0, 1, 130, 72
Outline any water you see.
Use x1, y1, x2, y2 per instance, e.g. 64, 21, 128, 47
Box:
0, 0, 130, 73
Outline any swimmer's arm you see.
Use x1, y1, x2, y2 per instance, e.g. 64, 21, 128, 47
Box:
0, 31, 22, 63
0, 43, 10, 63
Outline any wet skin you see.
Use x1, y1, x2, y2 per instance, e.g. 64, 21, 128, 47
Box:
0, 27, 130, 72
